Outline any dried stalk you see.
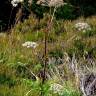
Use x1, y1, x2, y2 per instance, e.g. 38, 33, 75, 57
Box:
42, 6, 57, 83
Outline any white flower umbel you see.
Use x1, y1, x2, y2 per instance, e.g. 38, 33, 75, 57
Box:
22, 41, 38, 48
75, 22, 91, 32
11, 0, 24, 7
37, 0, 67, 7
50, 83, 63, 95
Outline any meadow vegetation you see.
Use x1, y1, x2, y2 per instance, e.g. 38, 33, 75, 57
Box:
0, 14, 96, 96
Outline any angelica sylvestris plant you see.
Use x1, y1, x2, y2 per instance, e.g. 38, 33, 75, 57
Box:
37, 0, 67, 21
36, 0, 67, 84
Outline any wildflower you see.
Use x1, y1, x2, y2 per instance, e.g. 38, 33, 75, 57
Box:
37, 0, 67, 7
11, 0, 23, 7
50, 83, 63, 95
22, 41, 38, 48
75, 22, 91, 32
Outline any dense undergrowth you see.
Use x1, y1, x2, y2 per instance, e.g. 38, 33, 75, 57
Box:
0, 15, 96, 96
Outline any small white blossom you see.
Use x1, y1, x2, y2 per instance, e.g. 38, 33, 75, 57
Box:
50, 83, 63, 95
22, 41, 38, 48
75, 22, 91, 32
11, 0, 24, 7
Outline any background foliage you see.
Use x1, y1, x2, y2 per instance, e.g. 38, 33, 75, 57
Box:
0, 0, 96, 31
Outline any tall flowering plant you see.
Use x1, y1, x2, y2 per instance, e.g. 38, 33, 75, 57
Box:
37, 0, 66, 84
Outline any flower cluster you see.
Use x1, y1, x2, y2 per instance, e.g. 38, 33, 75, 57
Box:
22, 41, 38, 48
37, 0, 66, 7
11, 0, 23, 7
75, 22, 91, 32
50, 83, 63, 95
